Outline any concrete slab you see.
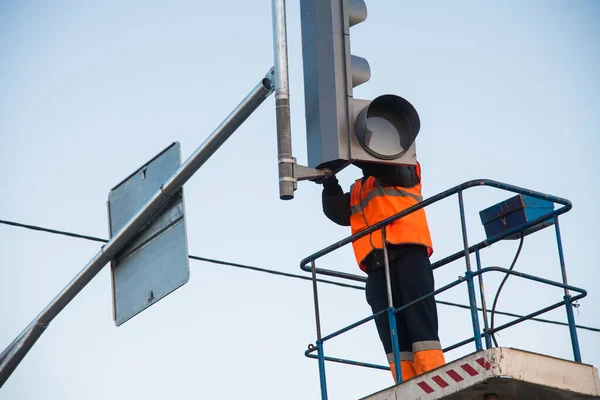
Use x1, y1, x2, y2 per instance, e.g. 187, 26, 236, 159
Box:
361, 348, 600, 400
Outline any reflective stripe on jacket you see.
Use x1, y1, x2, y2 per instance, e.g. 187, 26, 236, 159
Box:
349, 165, 433, 272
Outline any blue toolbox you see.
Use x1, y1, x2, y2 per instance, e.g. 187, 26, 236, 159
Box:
479, 194, 555, 240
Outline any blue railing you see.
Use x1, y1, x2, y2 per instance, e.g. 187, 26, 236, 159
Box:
299, 179, 587, 400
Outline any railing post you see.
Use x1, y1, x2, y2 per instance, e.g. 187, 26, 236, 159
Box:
554, 217, 582, 362
316, 340, 328, 400
458, 191, 483, 351
563, 296, 581, 362
311, 260, 328, 399
387, 308, 402, 384
382, 229, 402, 383
311, 260, 323, 341
475, 249, 493, 349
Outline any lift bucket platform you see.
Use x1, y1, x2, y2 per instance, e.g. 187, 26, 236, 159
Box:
362, 348, 600, 400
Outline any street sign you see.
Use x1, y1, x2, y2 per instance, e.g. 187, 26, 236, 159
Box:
108, 142, 190, 326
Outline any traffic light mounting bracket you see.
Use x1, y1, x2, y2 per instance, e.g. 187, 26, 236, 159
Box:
279, 156, 333, 188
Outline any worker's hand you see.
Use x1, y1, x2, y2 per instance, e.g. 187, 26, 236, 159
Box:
312, 168, 334, 184
321, 174, 338, 187
321, 175, 342, 196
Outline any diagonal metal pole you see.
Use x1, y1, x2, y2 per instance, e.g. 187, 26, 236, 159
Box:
0, 70, 275, 388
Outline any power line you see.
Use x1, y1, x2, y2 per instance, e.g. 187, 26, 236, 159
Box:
0, 219, 107, 243
1, 218, 599, 333
189, 255, 364, 290
0, 219, 362, 290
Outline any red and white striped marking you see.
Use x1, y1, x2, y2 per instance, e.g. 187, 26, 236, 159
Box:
416, 357, 492, 394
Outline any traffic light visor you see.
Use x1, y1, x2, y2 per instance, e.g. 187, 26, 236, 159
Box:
355, 95, 420, 160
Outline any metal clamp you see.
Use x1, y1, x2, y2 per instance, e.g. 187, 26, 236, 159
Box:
278, 156, 332, 183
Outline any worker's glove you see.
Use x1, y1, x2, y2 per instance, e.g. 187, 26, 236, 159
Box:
322, 175, 342, 196
312, 168, 333, 185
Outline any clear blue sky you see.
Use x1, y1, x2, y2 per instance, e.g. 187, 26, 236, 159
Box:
1, 1, 598, 399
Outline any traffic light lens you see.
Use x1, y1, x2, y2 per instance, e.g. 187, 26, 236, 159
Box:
363, 116, 409, 158
355, 95, 421, 160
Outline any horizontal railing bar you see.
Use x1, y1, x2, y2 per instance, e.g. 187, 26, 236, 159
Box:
300, 179, 571, 275
303, 267, 366, 283
431, 209, 564, 270
320, 309, 387, 343
300, 206, 567, 282
310, 268, 589, 357
304, 350, 389, 371
443, 299, 570, 352
488, 299, 568, 336
435, 300, 600, 333
392, 277, 465, 315
442, 292, 590, 353
443, 337, 476, 353
475, 267, 587, 295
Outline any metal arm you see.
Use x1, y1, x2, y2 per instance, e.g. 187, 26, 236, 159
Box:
0, 71, 275, 388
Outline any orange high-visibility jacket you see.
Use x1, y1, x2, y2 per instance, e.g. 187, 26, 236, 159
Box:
349, 164, 433, 272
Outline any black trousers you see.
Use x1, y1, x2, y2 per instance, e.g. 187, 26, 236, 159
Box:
365, 247, 440, 356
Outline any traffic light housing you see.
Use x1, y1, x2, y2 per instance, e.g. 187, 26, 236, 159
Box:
300, 0, 420, 172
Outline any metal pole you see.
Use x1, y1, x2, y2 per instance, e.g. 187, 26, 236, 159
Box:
458, 191, 483, 352
0, 72, 275, 388
311, 261, 323, 340
564, 297, 582, 362
382, 230, 394, 309
554, 217, 570, 297
382, 229, 401, 383
0, 328, 28, 365
272, 0, 294, 200
0, 323, 46, 384
316, 340, 328, 400
475, 250, 492, 349
554, 217, 582, 362
387, 308, 402, 384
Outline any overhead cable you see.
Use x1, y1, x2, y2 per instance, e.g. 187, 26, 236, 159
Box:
1, 218, 598, 333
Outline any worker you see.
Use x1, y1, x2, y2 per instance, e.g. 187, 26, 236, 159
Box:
320, 161, 445, 382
